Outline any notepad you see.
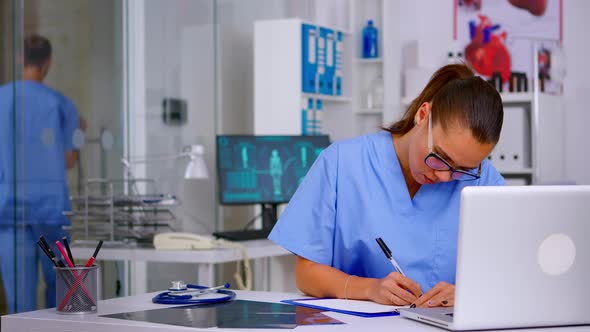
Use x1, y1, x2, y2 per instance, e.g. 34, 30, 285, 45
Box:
281, 298, 408, 317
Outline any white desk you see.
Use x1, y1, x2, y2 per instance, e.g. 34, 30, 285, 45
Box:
2, 290, 589, 332
72, 239, 290, 296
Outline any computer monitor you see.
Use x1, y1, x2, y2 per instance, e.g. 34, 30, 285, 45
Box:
216, 135, 330, 230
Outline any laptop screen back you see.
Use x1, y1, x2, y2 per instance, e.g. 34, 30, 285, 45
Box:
453, 185, 590, 330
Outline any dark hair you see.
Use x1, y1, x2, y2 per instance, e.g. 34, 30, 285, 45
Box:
24, 34, 52, 68
385, 63, 503, 144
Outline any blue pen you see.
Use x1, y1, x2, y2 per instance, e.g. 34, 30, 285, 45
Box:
375, 237, 406, 276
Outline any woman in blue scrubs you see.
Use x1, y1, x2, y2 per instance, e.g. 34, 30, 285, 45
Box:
269, 63, 504, 308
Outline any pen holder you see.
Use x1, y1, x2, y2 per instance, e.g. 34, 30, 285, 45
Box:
54, 264, 99, 314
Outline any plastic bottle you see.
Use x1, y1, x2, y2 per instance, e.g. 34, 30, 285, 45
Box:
362, 20, 378, 58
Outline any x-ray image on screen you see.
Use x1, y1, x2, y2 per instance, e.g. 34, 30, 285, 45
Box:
216, 135, 330, 206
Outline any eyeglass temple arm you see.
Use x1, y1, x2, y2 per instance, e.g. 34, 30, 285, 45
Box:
428, 111, 433, 150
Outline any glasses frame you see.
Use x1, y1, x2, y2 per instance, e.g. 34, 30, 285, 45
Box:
424, 111, 481, 181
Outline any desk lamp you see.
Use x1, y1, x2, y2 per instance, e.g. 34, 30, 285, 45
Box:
121, 144, 209, 180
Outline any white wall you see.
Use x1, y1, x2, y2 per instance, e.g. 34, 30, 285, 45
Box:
142, 0, 217, 291
563, 0, 590, 185
217, 0, 288, 136
397, 0, 457, 70
143, 0, 217, 235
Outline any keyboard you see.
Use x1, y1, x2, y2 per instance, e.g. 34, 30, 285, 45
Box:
212, 229, 272, 241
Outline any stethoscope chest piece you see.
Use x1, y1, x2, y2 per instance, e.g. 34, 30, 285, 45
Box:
169, 280, 188, 291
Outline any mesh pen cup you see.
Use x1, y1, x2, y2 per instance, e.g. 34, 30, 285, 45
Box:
54, 264, 99, 314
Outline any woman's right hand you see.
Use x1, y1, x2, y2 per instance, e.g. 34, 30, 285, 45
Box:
366, 272, 422, 305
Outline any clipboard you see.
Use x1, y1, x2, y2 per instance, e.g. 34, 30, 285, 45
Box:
281, 297, 406, 318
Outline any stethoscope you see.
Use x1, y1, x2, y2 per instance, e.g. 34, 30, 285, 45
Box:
152, 281, 236, 305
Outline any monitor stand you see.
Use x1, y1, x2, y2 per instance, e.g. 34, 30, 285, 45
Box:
212, 203, 278, 241
260, 203, 278, 231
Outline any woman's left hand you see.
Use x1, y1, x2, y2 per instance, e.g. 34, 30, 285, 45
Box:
412, 281, 454, 308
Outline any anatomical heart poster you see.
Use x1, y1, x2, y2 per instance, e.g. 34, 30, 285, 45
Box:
455, 0, 562, 93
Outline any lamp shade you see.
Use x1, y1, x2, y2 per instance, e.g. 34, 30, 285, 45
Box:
184, 144, 209, 179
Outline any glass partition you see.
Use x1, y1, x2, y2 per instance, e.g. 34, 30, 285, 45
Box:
0, 0, 24, 315
1, 0, 125, 312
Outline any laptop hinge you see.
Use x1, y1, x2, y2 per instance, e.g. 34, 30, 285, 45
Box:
418, 316, 450, 328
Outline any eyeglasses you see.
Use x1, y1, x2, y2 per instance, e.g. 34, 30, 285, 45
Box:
424, 112, 481, 181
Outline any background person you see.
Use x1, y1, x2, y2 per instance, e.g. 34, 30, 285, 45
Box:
0, 34, 81, 313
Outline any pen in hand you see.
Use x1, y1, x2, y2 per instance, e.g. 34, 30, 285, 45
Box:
375, 237, 406, 276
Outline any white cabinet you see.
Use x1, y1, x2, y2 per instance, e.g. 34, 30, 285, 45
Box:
490, 93, 534, 180
469, 91, 564, 185
488, 92, 564, 185
253, 0, 402, 141
254, 18, 353, 139
533, 94, 565, 184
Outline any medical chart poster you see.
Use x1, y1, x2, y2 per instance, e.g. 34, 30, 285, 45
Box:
454, 0, 562, 87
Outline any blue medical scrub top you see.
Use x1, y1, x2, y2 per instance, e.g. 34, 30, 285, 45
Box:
269, 131, 504, 291
0, 80, 79, 226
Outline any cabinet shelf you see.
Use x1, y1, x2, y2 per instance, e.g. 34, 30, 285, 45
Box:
301, 20, 351, 35
500, 92, 533, 104
302, 93, 352, 103
402, 92, 535, 107
355, 108, 383, 115
499, 168, 534, 175
355, 57, 383, 64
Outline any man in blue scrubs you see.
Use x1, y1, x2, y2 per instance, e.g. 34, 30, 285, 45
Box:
269, 64, 504, 308
0, 34, 81, 313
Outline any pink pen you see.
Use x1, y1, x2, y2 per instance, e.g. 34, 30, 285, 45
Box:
55, 241, 75, 268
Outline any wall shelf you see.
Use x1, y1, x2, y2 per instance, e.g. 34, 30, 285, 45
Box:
355, 57, 383, 64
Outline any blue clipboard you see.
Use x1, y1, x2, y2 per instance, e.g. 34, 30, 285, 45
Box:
281, 297, 400, 318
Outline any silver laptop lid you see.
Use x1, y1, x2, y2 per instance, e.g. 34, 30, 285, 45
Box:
453, 185, 590, 330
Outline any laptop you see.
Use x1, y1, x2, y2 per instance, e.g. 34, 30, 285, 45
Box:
400, 185, 590, 330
